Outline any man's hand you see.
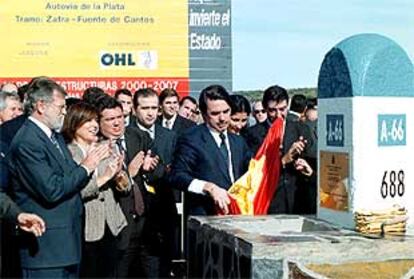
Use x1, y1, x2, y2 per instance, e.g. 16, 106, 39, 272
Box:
203, 182, 230, 214
294, 158, 313, 176
17, 213, 46, 237
282, 136, 307, 166
128, 151, 145, 177
142, 150, 159, 172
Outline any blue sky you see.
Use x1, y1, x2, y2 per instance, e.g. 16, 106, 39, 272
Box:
232, 0, 414, 90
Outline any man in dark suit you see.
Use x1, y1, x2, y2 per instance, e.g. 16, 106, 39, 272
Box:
169, 85, 251, 216
243, 85, 315, 214
0, 77, 49, 157
131, 88, 179, 277
1, 153, 45, 236
286, 94, 317, 214
96, 95, 161, 278
0, 108, 26, 158
0, 80, 32, 278
0, 191, 45, 237
287, 94, 307, 122
0, 188, 46, 276
6, 78, 106, 278
158, 88, 195, 135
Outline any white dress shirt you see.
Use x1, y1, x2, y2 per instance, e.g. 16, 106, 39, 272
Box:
29, 116, 53, 139
162, 113, 177, 130
136, 122, 155, 140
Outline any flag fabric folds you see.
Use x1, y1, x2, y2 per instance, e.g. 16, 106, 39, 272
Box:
226, 118, 284, 215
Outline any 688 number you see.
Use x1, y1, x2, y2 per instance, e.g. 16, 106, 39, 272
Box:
381, 170, 405, 198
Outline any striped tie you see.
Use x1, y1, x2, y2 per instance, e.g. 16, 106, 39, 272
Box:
51, 132, 64, 157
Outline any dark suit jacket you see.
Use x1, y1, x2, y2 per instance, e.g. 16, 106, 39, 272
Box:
145, 124, 178, 255
125, 114, 137, 128
269, 118, 316, 214
169, 124, 251, 215
150, 124, 177, 164
149, 124, 178, 209
0, 115, 27, 151
244, 117, 316, 214
0, 153, 9, 191
129, 120, 178, 163
286, 112, 300, 122
7, 120, 89, 268
0, 192, 21, 221
0, 115, 27, 193
172, 115, 195, 134
128, 122, 178, 220
242, 120, 271, 155
158, 114, 195, 135
115, 126, 166, 251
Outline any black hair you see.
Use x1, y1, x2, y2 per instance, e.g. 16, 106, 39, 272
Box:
179, 95, 197, 107
114, 88, 132, 99
82, 87, 106, 106
262, 85, 288, 109
95, 94, 122, 117
290, 94, 307, 114
229, 95, 251, 115
133, 88, 158, 108
198, 85, 232, 115
159, 88, 179, 105
306, 97, 317, 110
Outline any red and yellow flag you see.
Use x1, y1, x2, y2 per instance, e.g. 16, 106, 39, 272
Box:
227, 118, 283, 215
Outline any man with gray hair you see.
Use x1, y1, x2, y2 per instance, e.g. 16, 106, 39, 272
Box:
0, 91, 21, 125
7, 77, 109, 278
0, 82, 18, 93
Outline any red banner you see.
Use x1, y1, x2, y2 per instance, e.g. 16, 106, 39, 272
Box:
0, 77, 189, 98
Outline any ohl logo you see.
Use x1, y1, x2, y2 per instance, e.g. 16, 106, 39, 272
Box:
100, 51, 138, 68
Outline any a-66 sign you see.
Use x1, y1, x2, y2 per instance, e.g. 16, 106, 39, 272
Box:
377, 114, 407, 199
326, 114, 344, 147
378, 114, 406, 146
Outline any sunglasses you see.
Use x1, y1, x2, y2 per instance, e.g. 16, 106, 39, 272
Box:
254, 109, 266, 114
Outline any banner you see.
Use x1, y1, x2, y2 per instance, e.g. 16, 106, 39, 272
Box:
0, 0, 231, 97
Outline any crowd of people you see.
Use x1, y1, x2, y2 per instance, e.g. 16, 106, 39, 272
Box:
0, 77, 317, 278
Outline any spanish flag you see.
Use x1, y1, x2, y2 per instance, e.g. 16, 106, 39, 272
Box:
227, 118, 283, 215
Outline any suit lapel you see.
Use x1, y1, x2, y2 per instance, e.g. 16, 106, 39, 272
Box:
172, 116, 180, 131
228, 134, 240, 180
124, 130, 134, 164
124, 127, 151, 163
28, 121, 68, 170
56, 133, 72, 161
153, 124, 162, 148
200, 125, 231, 184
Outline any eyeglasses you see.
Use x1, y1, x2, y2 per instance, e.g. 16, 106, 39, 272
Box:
254, 109, 266, 114
50, 103, 67, 114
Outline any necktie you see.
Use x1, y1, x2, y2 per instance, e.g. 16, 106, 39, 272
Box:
115, 138, 128, 166
146, 128, 154, 140
51, 132, 64, 157
165, 119, 172, 129
115, 138, 145, 216
219, 133, 229, 167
